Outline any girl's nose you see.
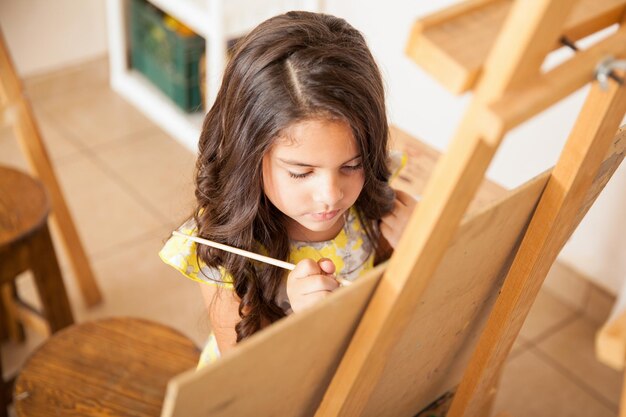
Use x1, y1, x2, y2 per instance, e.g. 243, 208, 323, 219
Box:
314, 175, 344, 207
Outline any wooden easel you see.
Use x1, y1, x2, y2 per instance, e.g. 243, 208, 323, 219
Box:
0, 30, 102, 307
158, 0, 626, 416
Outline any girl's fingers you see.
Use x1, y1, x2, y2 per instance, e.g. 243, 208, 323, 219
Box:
318, 258, 336, 275
299, 274, 340, 295
291, 258, 321, 278
395, 189, 415, 207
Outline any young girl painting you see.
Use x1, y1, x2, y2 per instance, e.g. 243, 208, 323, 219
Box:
159, 10, 416, 366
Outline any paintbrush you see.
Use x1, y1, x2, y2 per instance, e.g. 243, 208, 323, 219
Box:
171, 231, 352, 287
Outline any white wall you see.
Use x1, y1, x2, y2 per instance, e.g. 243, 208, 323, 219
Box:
0, 0, 108, 77
3, 0, 625, 295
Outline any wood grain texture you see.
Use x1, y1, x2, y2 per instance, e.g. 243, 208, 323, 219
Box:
0, 167, 73, 416
406, 0, 626, 93
0, 167, 48, 247
350, 171, 549, 417
0, 167, 74, 335
14, 318, 200, 417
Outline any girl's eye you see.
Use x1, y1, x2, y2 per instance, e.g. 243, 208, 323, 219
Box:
289, 171, 311, 179
343, 163, 363, 172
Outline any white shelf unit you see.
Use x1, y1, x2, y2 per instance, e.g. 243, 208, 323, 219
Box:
106, 0, 321, 151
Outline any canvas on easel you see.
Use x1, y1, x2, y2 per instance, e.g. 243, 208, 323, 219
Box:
160, 0, 626, 416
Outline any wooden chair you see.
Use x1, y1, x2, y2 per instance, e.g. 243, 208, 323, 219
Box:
13, 318, 199, 417
0, 166, 74, 417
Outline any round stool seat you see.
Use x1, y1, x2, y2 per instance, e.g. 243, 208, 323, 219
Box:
0, 166, 49, 248
14, 317, 200, 417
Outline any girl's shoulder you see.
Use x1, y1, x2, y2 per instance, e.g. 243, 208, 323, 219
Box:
159, 218, 234, 289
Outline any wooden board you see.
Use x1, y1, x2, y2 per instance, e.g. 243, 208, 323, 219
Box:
406, 0, 626, 93
351, 171, 549, 417
161, 161, 550, 417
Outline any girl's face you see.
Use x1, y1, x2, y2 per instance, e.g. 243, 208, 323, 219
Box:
262, 118, 365, 242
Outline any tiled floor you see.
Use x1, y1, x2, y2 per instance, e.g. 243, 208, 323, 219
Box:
1, 57, 621, 416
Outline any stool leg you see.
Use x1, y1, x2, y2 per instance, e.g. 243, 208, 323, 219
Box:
0, 282, 25, 342
28, 223, 74, 332
0, 286, 8, 342
0, 349, 12, 417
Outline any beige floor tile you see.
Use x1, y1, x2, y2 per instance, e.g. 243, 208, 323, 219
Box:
2, 327, 46, 380
24, 55, 109, 103
73, 225, 209, 347
38, 84, 154, 150
518, 288, 578, 342
492, 349, 616, 417
0, 107, 82, 168
30, 105, 85, 161
52, 155, 163, 256
534, 316, 622, 408
543, 261, 590, 310
92, 126, 197, 224
584, 285, 615, 325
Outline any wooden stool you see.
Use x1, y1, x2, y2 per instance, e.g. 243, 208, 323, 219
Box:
14, 317, 200, 417
0, 166, 74, 417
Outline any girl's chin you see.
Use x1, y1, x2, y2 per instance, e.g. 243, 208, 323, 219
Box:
288, 215, 344, 241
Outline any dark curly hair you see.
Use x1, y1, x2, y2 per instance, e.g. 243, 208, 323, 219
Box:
193, 11, 394, 342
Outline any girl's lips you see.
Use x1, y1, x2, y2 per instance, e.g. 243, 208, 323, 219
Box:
310, 209, 340, 221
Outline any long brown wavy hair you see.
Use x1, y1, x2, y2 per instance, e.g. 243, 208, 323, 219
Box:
193, 11, 394, 342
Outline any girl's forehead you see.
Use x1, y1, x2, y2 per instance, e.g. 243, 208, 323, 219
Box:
271, 118, 358, 154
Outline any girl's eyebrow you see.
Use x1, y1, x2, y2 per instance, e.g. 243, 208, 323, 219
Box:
278, 155, 361, 168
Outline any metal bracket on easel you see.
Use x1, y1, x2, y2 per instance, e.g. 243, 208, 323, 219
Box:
595, 56, 626, 90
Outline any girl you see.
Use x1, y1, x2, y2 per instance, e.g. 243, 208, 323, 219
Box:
160, 10, 416, 366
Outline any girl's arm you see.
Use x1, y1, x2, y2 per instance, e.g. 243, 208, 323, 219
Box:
380, 189, 418, 249
199, 283, 240, 355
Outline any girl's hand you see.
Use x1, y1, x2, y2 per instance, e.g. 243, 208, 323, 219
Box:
380, 189, 418, 249
286, 258, 339, 313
